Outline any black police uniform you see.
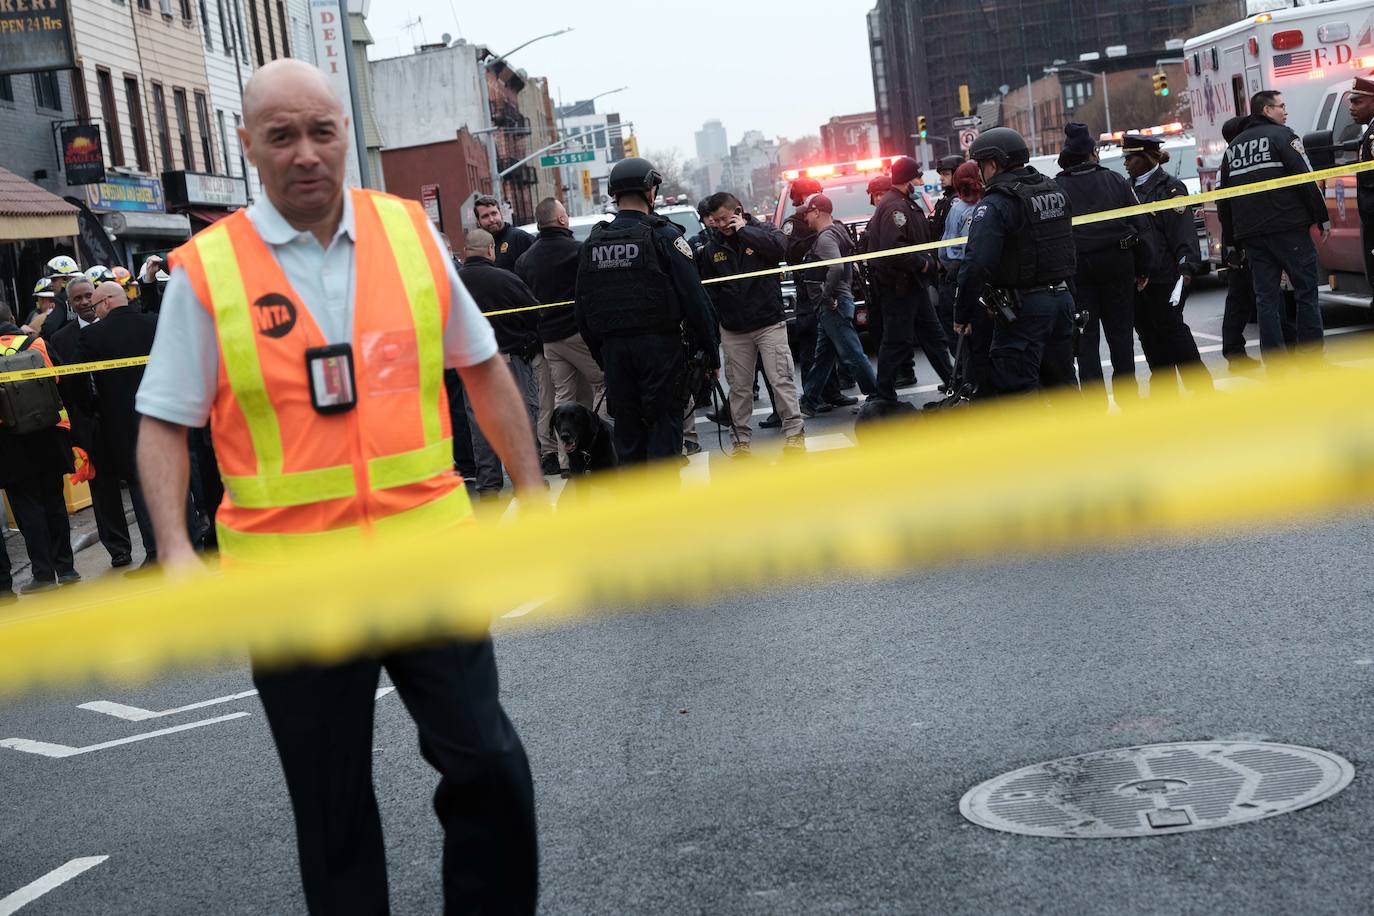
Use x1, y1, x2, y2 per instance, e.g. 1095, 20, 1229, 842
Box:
492, 223, 535, 272
1358, 116, 1374, 299
575, 211, 718, 464
955, 166, 1078, 395
1133, 162, 1211, 386
867, 187, 953, 399
1057, 162, 1152, 405
1217, 116, 1327, 357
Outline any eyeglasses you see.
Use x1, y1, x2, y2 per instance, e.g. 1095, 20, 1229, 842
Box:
1266, 102, 1287, 110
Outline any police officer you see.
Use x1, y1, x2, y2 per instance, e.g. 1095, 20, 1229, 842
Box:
575, 157, 718, 464
868, 156, 952, 401
1217, 91, 1328, 365
929, 154, 965, 241
1055, 122, 1152, 406
954, 128, 1078, 396
473, 194, 535, 271
1349, 75, 1374, 306
780, 176, 848, 410
1124, 133, 1215, 391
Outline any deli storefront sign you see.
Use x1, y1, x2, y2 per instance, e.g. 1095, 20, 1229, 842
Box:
61, 124, 105, 185
0, 0, 76, 77
163, 170, 248, 209
85, 175, 165, 213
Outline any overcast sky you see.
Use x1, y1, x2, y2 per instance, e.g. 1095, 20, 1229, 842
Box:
364, 0, 878, 160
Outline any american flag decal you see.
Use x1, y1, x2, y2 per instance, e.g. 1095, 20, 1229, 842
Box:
1273, 50, 1314, 78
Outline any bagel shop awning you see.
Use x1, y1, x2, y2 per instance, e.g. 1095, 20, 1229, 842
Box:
0, 166, 79, 242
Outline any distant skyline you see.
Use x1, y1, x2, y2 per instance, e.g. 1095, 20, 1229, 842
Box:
364, 0, 878, 160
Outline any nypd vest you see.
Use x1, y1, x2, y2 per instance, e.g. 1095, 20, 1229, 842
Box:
577, 216, 681, 336
987, 172, 1076, 288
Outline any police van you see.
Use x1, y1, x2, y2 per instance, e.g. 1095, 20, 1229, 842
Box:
1183, 0, 1374, 298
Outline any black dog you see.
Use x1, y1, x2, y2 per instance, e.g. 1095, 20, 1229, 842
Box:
551, 403, 618, 475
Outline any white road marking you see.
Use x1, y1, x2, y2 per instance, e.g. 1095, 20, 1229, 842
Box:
0, 713, 250, 758
0, 856, 108, 915
805, 432, 855, 452
80, 686, 395, 720
502, 597, 553, 619
681, 450, 712, 487
1191, 331, 1224, 342
79, 689, 261, 722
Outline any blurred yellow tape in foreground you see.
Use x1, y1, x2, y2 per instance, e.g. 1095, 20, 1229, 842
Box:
4, 349, 1374, 694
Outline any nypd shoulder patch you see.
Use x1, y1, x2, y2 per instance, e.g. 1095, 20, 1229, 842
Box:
674, 237, 694, 259
783, 222, 794, 236
893, 211, 907, 228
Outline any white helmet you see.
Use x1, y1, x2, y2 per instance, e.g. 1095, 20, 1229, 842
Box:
46, 255, 79, 277
32, 278, 55, 298
85, 265, 116, 283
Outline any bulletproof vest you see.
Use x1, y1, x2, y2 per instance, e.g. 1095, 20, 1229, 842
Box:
987, 172, 1076, 288
0, 336, 63, 435
577, 216, 681, 336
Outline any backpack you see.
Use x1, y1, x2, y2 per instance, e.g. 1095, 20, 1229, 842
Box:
0, 336, 64, 435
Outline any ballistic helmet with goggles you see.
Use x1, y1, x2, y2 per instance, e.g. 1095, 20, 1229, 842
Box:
968, 128, 1030, 168
607, 157, 662, 200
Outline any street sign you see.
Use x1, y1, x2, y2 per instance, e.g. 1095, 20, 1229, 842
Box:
959, 128, 980, 150
952, 115, 981, 129
539, 150, 596, 168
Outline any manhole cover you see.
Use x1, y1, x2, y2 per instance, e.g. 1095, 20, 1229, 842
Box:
959, 742, 1353, 838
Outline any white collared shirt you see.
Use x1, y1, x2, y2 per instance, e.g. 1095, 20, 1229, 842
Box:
136, 192, 497, 428
1133, 165, 1160, 188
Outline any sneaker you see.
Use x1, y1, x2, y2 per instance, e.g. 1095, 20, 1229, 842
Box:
19, 579, 58, 595
758, 412, 781, 429
540, 453, 562, 476
895, 373, 917, 389
682, 440, 702, 456
826, 394, 858, 408
783, 435, 807, 453
58, 570, 81, 585
110, 554, 133, 569
732, 442, 752, 459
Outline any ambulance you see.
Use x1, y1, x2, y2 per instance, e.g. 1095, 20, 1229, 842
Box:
1184, 0, 1374, 300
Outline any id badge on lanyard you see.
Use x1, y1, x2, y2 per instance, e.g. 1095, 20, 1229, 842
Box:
306, 343, 357, 415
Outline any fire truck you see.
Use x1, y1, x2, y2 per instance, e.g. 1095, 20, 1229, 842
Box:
772, 157, 935, 347
1184, 0, 1374, 302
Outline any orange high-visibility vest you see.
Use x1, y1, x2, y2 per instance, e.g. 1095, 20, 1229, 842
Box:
170, 189, 471, 563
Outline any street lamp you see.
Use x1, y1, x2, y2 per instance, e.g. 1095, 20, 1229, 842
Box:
1045, 63, 1112, 137
481, 28, 575, 209
557, 85, 629, 216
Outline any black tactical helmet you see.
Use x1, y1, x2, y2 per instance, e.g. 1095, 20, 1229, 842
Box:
968, 128, 1030, 167
936, 154, 965, 172
607, 157, 663, 200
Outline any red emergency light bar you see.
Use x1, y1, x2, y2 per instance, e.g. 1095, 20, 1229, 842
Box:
1098, 122, 1186, 142
782, 157, 896, 182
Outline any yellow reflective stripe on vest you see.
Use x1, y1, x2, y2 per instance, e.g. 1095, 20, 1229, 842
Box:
197, 227, 360, 509
370, 195, 444, 446
368, 437, 454, 491
221, 465, 358, 509
216, 485, 473, 563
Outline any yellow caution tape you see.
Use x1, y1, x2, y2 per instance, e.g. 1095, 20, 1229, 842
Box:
14, 160, 1373, 378
0, 355, 151, 380
2, 346, 1373, 695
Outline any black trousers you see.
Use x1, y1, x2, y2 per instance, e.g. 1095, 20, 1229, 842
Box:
188, 427, 223, 551
1074, 249, 1139, 406
600, 333, 685, 465
0, 518, 11, 593
935, 272, 960, 358
1134, 277, 1211, 393
1361, 209, 1374, 298
253, 639, 538, 916
875, 286, 953, 399
5, 472, 75, 583
990, 288, 1078, 396
443, 370, 477, 482
88, 459, 131, 561
793, 305, 840, 403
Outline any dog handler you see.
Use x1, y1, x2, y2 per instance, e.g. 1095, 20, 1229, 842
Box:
134, 59, 540, 914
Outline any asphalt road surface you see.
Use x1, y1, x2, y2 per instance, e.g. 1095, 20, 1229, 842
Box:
3, 281, 1374, 914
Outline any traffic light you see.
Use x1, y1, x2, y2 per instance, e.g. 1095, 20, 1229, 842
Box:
624, 133, 639, 158
1152, 72, 1169, 97
918, 115, 928, 138
958, 84, 971, 116
581, 169, 592, 199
